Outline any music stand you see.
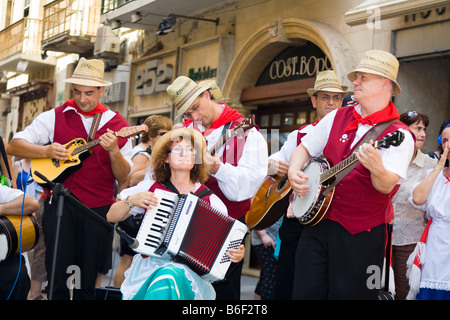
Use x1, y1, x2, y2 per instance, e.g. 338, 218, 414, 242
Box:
33, 171, 138, 300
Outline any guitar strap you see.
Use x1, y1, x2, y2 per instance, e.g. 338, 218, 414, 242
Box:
321, 119, 398, 196
163, 179, 213, 199
87, 113, 102, 142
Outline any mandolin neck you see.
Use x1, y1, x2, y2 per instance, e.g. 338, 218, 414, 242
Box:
72, 133, 118, 155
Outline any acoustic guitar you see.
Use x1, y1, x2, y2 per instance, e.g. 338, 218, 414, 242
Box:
291, 130, 405, 226
245, 174, 291, 230
31, 124, 148, 187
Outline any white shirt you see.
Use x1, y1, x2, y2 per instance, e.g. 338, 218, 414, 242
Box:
301, 106, 415, 183
186, 123, 268, 202
392, 150, 437, 245
13, 106, 133, 165
409, 169, 450, 291
0, 184, 25, 203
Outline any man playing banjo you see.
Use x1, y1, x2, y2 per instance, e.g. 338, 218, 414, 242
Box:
268, 70, 348, 299
287, 50, 415, 299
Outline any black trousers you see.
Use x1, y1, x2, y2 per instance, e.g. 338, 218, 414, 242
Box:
274, 216, 304, 300
292, 219, 385, 300
42, 197, 111, 300
0, 255, 30, 300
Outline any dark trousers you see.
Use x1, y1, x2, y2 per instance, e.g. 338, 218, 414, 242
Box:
43, 198, 111, 300
274, 217, 304, 300
293, 219, 385, 300
0, 255, 30, 300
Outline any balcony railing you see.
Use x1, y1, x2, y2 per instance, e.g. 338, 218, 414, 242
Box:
0, 18, 43, 62
42, 0, 101, 49
101, 0, 135, 14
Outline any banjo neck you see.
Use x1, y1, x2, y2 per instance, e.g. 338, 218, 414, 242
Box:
319, 139, 385, 185
320, 153, 358, 185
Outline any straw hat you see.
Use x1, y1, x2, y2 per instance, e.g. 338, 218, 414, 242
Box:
151, 127, 207, 165
347, 50, 401, 96
167, 76, 212, 118
64, 58, 111, 87
307, 70, 348, 96
198, 79, 231, 103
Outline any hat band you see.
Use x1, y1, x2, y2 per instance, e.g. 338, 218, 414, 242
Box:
70, 73, 106, 84
316, 82, 344, 91
357, 63, 397, 81
175, 85, 202, 111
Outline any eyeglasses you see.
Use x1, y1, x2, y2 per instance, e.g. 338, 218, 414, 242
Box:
169, 146, 197, 155
156, 132, 167, 136
316, 94, 343, 102
183, 105, 199, 120
407, 111, 418, 118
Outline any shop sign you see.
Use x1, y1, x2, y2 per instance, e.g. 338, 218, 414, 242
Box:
257, 43, 332, 85
188, 66, 218, 81
134, 59, 173, 96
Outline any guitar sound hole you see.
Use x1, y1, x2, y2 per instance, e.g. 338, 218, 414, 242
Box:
277, 175, 288, 191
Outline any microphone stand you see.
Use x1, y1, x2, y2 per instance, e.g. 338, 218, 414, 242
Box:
33, 171, 139, 300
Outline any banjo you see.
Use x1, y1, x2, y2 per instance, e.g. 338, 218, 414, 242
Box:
291, 130, 405, 226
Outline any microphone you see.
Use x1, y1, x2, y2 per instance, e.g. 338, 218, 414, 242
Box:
115, 225, 140, 249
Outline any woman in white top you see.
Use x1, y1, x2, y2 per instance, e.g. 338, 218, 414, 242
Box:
407, 120, 450, 299
391, 111, 437, 300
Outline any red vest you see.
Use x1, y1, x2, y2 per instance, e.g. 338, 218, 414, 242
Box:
206, 118, 251, 220
53, 103, 129, 208
322, 106, 408, 234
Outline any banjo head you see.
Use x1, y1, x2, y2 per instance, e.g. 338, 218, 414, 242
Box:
291, 158, 328, 221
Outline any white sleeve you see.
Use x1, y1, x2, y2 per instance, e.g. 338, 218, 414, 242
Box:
301, 111, 336, 157
380, 128, 415, 184
119, 179, 155, 216
213, 128, 268, 201
0, 185, 25, 203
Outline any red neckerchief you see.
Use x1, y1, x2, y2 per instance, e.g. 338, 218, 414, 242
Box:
184, 103, 244, 135
344, 101, 399, 132
65, 99, 108, 116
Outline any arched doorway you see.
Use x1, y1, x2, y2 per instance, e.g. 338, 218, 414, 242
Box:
223, 18, 356, 275
223, 18, 356, 107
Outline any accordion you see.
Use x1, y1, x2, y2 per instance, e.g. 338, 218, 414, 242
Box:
134, 189, 248, 282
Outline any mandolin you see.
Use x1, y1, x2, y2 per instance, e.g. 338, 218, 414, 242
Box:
31, 124, 148, 187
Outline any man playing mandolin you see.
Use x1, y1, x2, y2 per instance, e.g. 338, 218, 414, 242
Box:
8, 58, 133, 300
166, 77, 268, 299
288, 50, 415, 299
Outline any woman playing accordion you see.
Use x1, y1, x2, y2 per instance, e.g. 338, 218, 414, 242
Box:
107, 128, 245, 300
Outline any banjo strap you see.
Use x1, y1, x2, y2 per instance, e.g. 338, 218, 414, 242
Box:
321, 119, 398, 197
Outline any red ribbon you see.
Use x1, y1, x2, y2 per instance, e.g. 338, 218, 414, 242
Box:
184, 103, 244, 135
344, 101, 400, 132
